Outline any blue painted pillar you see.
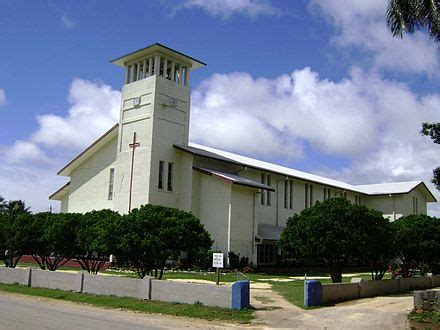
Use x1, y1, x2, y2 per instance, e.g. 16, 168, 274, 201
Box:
304, 280, 322, 307
232, 280, 250, 309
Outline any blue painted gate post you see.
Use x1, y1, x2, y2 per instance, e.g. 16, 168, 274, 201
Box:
304, 280, 322, 307
232, 280, 250, 309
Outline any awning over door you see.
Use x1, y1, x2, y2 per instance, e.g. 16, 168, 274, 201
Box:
256, 224, 284, 241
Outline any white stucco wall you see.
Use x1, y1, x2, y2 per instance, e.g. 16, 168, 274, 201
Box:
192, 173, 232, 254
60, 194, 69, 213
365, 187, 429, 220
230, 185, 255, 261
67, 137, 117, 213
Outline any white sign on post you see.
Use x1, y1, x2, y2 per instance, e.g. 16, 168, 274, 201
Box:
212, 253, 224, 268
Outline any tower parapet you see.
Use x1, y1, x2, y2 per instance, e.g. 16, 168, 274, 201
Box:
111, 43, 205, 87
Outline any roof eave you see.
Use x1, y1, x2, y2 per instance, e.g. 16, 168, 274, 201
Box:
57, 124, 119, 176
193, 166, 274, 192
49, 182, 70, 200
110, 43, 206, 69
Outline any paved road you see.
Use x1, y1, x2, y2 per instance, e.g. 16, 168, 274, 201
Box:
0, 292, 242, 330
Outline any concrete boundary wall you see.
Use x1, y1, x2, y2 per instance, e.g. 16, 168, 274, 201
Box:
322, 282, 359, 304
361, 278, 400, 297
31, 269, 80, 292
305, 275, 440, 307
0, 267, 250, 309
151, 279, 231, 308
0, 267, 30, 286
83, 273, 150, 299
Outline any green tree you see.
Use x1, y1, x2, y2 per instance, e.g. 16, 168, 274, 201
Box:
117, 204, 212, 279
279, 198, 395, 282
392, 214, 440, 276
0, 200, 32, 267
421, 123, 440, 190
2, 200, 31, 216
30, 213, 79, 271
0, 212, 33, 268
279, 198, 358, 283
387, 1, 440, 190
0, 196, 6, 212
387, 0, 440, 41
74, 210, 120, 274
349, 205, 396, 280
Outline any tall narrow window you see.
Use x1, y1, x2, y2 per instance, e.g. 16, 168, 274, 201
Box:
355, 195, 358, 205
260, 174, 266, 205
284, 180, 288, 209
267, 175, 272, 206
108, 168, 115, 200
167, 162, 174, 191
305, 184, 309, 209
310, 184, 314, 206
158, 161, 164, 190
324, 188, 331, 200
289, 180, 294, 209
413, 197, 419, 214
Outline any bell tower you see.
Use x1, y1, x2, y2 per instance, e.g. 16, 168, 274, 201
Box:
110, 43, 205, 213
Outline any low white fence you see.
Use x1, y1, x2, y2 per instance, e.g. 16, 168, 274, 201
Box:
0, 267, 249, 309
320, 275, 440, 305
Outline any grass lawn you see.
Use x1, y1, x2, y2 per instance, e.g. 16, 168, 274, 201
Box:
16, 261, 80, 272
0, 283, 254, 323
270, 274, 375, 309
104, 269, 294, 282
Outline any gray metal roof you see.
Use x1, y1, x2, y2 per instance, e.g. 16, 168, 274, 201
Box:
176, 143, 437, 202
194, 166, 275, 191
175, 144, 244, 166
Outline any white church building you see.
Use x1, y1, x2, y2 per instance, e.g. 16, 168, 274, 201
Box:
50, 44, 437, 266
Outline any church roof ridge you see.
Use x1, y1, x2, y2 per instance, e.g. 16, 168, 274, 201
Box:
180, 142, 436, 200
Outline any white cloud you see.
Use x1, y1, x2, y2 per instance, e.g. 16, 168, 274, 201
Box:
0, 78, 120, 212
191, 68, 380, 158
61, 15, 76, 29
0, 160, 63, 213
174, 0, 279, 19
31, 78, 120, 150
310, 0, 439, 75
0, 88, 6, 106
190, 68, 440, 214
4, 140, 50, 165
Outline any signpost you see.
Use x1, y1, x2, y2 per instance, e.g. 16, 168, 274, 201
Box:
212, 253, 224, 285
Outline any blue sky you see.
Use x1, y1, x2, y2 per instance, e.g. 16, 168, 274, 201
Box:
0, 0, 439, 214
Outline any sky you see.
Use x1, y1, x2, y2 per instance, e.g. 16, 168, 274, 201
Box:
0, 0, 439, 215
